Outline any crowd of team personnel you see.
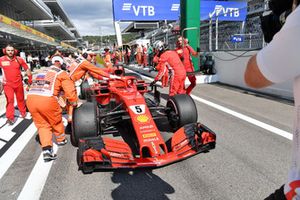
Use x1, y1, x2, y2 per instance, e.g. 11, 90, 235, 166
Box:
0, 36, 198, 161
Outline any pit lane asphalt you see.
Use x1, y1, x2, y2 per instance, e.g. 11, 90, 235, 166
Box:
0, 68, 293, 200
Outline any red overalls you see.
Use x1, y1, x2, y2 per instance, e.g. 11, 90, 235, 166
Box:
142, 46, 148, 67
158, 50, 186, 96
0, 56, 28, 120
176, 45, 197, 95
154, 62, 169, 87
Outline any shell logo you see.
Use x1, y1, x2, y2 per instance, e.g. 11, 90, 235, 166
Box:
136, 115, 149, 123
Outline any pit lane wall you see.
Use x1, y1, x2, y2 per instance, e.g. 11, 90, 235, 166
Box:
212, 51, 293, 100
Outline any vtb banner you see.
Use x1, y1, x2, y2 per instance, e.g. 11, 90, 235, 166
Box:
113, 0, 247, 21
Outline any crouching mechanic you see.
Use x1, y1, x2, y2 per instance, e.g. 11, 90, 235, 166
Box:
151, 41, 186, 96
26, 55, 78, 162
245, 0, 300, 199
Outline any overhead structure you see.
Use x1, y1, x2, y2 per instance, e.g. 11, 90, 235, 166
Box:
114, 0, 247, 52
43, 0, 81, 38
33, 20, 76, 40
0, 14, 58, 48
0, 0, 53, 20
0, 0, 82, 51
113, 0, 247, 22
43, 0, 74, 27
43, 0, 81, 46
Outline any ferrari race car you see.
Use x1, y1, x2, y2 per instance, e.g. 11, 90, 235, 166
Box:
71, 74, 216, 173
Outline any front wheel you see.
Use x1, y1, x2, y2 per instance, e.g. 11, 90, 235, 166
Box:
166, 94, 198, 130
71, 102, 98, 147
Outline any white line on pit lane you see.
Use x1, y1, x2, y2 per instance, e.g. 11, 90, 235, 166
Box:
0, 122, 37, 180
18, 144, 58, 200
136, 70, 293, 140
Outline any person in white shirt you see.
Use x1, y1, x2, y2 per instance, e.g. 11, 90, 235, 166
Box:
245, 0, 300, 199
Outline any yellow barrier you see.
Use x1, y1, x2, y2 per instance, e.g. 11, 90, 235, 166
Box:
0, 14, 55, 42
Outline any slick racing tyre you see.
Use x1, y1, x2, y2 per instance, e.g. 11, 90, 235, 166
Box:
167, 94, 198, 130
71, 102, 98, 147
79, 80, 90, 101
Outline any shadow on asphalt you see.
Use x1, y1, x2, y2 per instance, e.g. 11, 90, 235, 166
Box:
110, 169, 175, 200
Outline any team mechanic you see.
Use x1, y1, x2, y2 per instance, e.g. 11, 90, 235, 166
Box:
0, 44, 32, 125
245, 0, 300, 198
26, 55, 78, 161
153, 58, 169, 88
151, 41, 186, 96
103, 47, 113, 69
66, 52, 119, 82
176, 36, 198, 95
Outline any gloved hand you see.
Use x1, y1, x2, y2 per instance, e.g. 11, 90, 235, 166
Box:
69, 101, 78, 108
150, 80, 157, 87
109, 74, 121, 79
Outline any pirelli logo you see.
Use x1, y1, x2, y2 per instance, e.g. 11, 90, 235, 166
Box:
142, 133, 156, 139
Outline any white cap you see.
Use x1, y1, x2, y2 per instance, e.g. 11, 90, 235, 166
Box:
51, 55, 64, 65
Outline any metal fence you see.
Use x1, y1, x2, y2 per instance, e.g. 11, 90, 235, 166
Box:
200, 0, 266, 51
144, 0, 267, 52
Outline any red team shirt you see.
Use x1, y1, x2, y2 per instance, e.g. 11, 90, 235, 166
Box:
0, 56, 29, 87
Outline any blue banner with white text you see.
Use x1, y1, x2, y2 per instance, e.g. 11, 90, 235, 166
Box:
113, 0, 247, 21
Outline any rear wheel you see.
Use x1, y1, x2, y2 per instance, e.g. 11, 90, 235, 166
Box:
71, 102, 98, 147
166, 94, 198, 130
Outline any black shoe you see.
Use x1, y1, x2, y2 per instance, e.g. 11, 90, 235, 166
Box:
7, 119, 15, 126
43, 149, 57, 162
264, 185, 285, 200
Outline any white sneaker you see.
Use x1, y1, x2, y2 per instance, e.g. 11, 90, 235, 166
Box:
57, 139, 68, 146
43, 149, 57, 162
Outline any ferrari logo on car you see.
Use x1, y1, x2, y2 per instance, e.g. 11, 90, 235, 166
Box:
136, 115, 149, 123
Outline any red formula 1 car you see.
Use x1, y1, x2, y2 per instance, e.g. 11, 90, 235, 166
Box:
71, 75, 216, 173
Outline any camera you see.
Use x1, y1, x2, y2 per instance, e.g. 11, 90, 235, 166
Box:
260, 0, 294, 43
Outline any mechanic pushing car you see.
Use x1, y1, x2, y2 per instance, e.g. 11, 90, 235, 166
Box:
151, 41, 186, 96
82, 50, 96, 65
26, 55, 78, 162
65, 51, 119, 82
176, 37, 198, 95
